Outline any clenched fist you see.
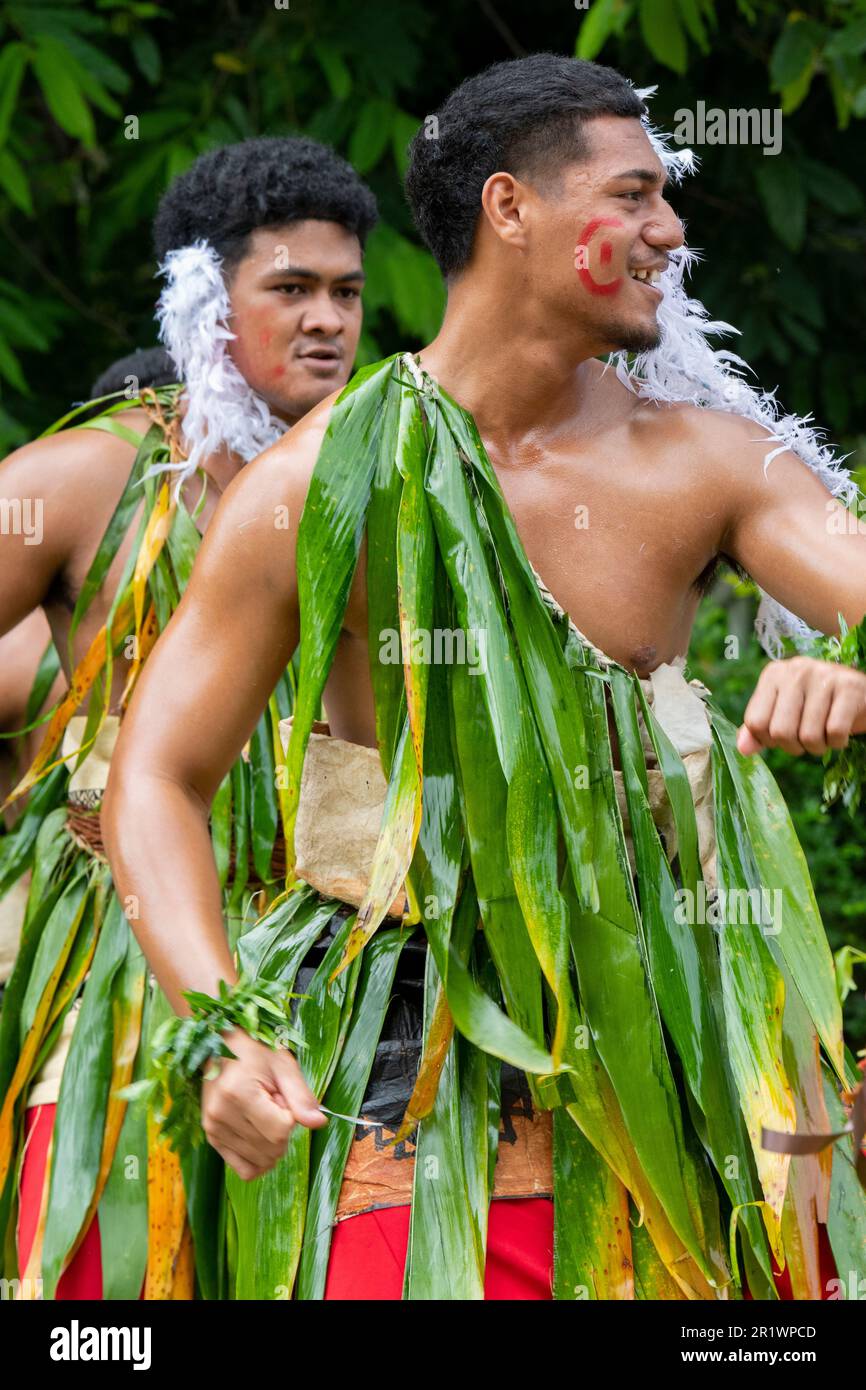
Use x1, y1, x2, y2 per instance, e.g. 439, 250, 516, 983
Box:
737, 656, 866, 757
202, 1026, 327, 1181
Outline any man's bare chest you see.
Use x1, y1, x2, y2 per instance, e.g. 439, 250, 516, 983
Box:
493, 460, 720, 673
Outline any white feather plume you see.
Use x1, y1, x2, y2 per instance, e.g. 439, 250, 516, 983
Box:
615, 88, 861, 657
152, 241, 286, 496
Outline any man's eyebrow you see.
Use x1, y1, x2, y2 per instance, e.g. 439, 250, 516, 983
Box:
261, 265, 365, 282
610, 167, 669, 188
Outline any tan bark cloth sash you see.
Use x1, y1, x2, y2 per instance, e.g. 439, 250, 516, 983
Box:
0, 874, 29, 988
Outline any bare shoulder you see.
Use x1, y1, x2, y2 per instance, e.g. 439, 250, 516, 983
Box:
0, 414, 145, 582
673, 404, 836, 506
0, 410, 144, 505
591, 363, 723, 457
628, 395, 827, 496
191, 393, 339, 599
673, 403, 778, 455
219, 393, 335, 516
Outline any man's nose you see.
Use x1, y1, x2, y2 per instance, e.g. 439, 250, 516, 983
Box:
300, 292, 344, 336
643, 202, 685, 253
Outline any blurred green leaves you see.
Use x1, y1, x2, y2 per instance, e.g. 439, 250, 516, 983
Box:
769, 17, 821, 94
0, 0, 444, 447
576, 0, 635, 62
0, 0, 864, 471
754, 155, 806, 251
32, 37, 97, 143
348, 98, 395, 174
0, 42, 28, 144
362, 223, 445, 346
639, 0, 688, 75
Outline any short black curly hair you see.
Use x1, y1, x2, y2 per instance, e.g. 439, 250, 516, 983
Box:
90, 346, 177, 398
153, 136, 378, 272
405, 55, 645, 278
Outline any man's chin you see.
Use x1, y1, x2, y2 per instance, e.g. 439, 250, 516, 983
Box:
608, 319, 663, 355
263, 376, 352, 424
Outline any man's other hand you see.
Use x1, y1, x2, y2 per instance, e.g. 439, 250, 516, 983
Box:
201, 1027, 327, 1181
737, 656, 866, 757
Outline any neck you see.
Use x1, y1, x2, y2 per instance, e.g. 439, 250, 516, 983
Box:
173, 375, 287, 494
199, 438, 247, 493
271, 399, 303, 430
175, 396, 244, 491
418, 273, 608, 445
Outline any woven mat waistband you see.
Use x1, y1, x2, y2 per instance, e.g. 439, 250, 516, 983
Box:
65, 805, 289, 888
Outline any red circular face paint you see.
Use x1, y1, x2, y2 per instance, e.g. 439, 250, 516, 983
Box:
574, 217, 625, 297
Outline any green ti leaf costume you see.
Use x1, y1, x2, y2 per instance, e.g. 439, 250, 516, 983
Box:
0, 387, 295, 1300
2, 357, 866, 1301
269, 354, 866, 1300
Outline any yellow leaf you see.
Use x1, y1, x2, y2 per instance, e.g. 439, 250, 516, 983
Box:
212, 52, 248, 73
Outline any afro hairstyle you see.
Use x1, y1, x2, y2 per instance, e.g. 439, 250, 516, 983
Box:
153, 136, 378, 273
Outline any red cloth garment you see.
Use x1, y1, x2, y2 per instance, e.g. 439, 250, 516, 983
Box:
18, 1103, 103, 1299
16, 1105, 841, 1301
744, 1221, 838, 1302
324, 1198, 841, 1301
324, 1197, 555, 1300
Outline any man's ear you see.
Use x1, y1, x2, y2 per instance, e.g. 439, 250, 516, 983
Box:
480, 171, 532, 253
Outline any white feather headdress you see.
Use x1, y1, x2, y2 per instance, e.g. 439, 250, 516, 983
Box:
153, 240, 286, 495
617, 88, 859, 657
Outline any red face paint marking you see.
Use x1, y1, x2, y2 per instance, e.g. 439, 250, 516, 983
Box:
574, 217, 624, 297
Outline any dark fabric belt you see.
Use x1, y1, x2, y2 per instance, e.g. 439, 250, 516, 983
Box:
294, 913, 534, 1129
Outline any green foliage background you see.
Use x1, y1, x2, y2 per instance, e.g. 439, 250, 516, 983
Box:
1, 0, 864, 1037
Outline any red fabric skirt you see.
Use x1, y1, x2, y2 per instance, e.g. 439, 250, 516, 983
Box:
324, 1196, 554, 1299
17, 1102, 837, 1301
18, 1104, 103, 1299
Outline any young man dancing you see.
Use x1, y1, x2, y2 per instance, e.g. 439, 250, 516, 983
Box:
0, 135, 376, 1298
104, 57, 866, 1301
0, 352, 173, 1014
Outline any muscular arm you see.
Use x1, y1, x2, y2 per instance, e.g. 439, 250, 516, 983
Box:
716, 415, 866, 634
102, 409, 333, 1177
707, 414, 866, 753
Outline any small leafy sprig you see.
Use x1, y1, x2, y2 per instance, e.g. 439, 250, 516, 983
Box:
118, 973, 305, 1154
788, 613, 866, 814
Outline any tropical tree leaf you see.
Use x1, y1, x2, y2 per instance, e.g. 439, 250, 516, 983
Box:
0, 43, 29, 147
32, 36, 96, 144
639, 0, 688, 73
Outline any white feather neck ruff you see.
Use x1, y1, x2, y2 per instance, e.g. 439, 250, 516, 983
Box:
613, 88, 859, 658
153, 241, 286, 495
